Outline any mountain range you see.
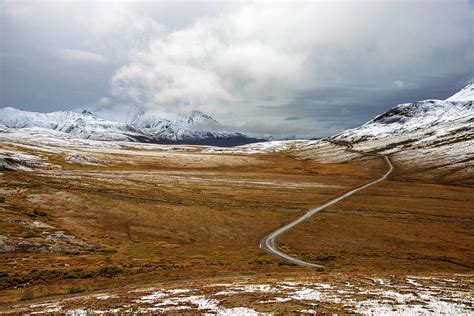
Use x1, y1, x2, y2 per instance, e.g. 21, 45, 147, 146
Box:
1, 84, 472, 148
0, 106, 262, 146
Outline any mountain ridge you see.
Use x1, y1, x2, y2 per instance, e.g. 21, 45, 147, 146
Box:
0, 106, 262, 146
1, 84, 472, 147
327, 83, 473, 185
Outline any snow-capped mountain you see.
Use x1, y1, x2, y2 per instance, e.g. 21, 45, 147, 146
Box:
76, 106, 260, 145
332, 84, 473, 144
0, 107, 147, 142
330, 84, 473, 185
0, 106, 261, 146
151, 110, 252, 145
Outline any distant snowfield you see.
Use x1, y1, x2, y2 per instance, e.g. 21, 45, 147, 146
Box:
7, 274, 473, 315
202, 140, 310, 154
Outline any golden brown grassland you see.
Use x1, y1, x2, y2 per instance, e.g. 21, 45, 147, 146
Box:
0, 143, 472, 306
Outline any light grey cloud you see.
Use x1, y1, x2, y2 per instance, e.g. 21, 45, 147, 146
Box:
1, 0, 164, 111
110, 1, 472, 119
1, 0, 472, 137
56, 48, 107, 63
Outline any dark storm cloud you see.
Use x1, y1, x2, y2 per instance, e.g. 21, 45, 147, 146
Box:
283, 72, 473, 131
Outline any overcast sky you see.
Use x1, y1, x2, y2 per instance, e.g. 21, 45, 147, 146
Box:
1, 0, 473, 137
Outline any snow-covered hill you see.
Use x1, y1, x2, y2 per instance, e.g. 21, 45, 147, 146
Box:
329, 84, 473, 184
331, 84, 473, 144
0, 107, 260, 146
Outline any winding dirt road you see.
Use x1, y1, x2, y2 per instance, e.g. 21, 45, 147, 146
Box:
260, 154, 394, 268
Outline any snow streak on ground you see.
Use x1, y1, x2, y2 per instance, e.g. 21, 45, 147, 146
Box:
202, 140, 308, 154
6, 275, 472, 315
0, 149, 52, 171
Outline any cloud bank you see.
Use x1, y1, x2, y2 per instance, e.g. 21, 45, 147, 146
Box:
2, 0, 473, 137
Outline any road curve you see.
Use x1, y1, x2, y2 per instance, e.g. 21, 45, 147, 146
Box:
259, 154, 394, 268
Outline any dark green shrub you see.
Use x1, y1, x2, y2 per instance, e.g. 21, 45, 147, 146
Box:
68, 286, 84, 294
20, 290, 34, 301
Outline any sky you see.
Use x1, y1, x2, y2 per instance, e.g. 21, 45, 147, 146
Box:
1, 0, 473, 138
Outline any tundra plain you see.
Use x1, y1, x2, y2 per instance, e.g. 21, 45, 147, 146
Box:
0, 138, 472, 313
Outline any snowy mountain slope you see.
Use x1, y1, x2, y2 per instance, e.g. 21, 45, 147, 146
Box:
77, 105, 164, 129
331, 84, 473, 144
0, 106, 261, 146
155, 110, 255, 145
445, 83, 474, 101
0, 107, 149, 142
331, 99, 472, 142
330, 84, 473, 185
76, 106, 261, 145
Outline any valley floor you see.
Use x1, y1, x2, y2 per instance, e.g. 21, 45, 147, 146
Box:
0, 135, 472, 314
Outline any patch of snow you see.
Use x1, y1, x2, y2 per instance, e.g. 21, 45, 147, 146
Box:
259, 297, 292, 303
167, 289, 192, 294
217, 307, 261, 315
202, 140, 307, 155
66, 308, 87, 316
184, 295, 221, 311
137, 291, 167, 303
371, 278, 388, 286
66, 154, 103, 165
290, 288, 323, 301
95, 294, 118, 300
406, 277, 422, 287
0, 150, 45, 171
30, 221, 54, 229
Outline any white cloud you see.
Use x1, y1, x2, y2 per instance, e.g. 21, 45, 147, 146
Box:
111, 3, 311, 113
110, 1, 472, 117
2, 1, 35, 19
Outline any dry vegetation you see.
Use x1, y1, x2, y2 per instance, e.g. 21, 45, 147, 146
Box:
0, 140, 472, 312
281, 180, 473, 272
0, 144, 381, 304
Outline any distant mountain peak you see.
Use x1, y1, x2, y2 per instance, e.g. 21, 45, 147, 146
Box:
1, 106, 261, 146
179, 110, 218, 124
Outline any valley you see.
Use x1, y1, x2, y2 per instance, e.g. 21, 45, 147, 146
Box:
2, 1, 472, 313
0, 137, 472, 313
0, 85, 472, 314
